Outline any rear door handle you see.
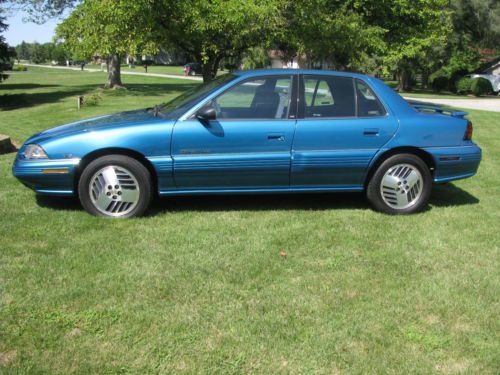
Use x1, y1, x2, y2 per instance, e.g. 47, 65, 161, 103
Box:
363, 128, 379, 136
268, 134, 285, 141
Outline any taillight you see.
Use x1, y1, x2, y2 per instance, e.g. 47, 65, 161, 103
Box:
464, 120, 473, 140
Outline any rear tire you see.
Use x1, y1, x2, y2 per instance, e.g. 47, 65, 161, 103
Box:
367, 154, 432, 214
78, 155, 153, 218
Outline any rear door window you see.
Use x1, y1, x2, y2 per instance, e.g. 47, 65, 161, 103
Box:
303, 75, 355, 118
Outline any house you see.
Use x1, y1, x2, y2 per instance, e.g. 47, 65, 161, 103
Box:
482, 58, 500, 75
267, 50, 337, 71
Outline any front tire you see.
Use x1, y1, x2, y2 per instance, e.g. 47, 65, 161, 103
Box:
367, 154, 432, 214
78, 155, 153, 218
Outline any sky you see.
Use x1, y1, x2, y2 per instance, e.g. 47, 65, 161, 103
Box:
3, 9, 60, 46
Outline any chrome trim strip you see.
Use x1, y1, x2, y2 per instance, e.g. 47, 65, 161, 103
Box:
35, 189, 74, 195
159, 186, 364, 195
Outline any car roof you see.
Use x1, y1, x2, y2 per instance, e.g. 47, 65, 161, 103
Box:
231, 69, 369, 79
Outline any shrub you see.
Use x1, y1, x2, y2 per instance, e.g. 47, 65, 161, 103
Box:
83, 92, 102, 106
12, 65, 28, 72
431, 76, 448, 93
455, 77, 472, 95
471, 78, 493, 97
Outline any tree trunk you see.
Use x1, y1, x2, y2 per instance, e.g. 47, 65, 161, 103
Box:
211, 55, 222, 78
106, 53, 123, 89
397, 69, 412, 92
421, 70, 429, 89
202, 61, 214, 84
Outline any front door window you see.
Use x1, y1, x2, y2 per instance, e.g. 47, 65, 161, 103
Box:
213, 76, 293, 120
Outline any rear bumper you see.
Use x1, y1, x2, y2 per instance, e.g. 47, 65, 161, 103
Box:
12, 158, 80, 195
424, 145, 482, 183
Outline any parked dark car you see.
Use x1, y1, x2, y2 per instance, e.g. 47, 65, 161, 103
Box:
183, 62, 202, 76
71, 61, 87, 66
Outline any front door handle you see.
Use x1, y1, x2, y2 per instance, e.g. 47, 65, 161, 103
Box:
268, 134, 285, 141
363, 128, 379, 136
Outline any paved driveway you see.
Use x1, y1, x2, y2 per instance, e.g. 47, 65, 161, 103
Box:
404, 97, 500, 112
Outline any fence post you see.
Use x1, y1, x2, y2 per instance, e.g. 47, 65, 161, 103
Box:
77, 95, 84, 110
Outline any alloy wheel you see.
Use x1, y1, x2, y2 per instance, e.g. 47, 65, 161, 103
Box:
380, 163, 423, 209
89, 165, 140, 217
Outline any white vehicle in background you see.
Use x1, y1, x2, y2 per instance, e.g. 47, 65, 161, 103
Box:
466, 74, 500, 93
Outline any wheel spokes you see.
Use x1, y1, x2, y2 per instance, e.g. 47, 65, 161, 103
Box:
120, 188, 139, 203
406, 170, 420, 189
89, 165, 140, 216
380, 163, 423, 209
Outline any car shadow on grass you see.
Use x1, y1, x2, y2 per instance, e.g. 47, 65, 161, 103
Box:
429, 183, 479, 207
35, 183, 478, 215
152, 192, 368, 213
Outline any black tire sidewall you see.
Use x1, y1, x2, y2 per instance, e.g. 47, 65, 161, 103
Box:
367, 154, 432, 214
78, 155, 153, 218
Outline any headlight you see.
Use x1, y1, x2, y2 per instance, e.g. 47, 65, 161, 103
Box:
22, 144, 48, 160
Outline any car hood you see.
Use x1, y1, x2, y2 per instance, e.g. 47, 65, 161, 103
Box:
26, 109, 163, 144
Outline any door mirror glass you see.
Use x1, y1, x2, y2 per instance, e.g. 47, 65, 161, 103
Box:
195, 106, 216, 124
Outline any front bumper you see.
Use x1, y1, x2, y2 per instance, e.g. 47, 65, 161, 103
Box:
12, 158, 80, 195
425, 145, 482, 183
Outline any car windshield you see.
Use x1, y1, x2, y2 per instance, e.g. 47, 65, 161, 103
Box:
154, 73, 237, 119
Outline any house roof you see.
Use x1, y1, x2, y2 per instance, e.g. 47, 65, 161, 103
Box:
479, 57, 500, 73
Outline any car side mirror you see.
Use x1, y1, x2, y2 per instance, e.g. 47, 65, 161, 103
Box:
195, 106, 216, 125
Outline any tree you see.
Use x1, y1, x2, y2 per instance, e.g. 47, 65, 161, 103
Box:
16, 41, 30, 61
29, 42, 47, 63
450, 0, 500, 50
56, 0, 157, 88
9, 0, 78, 23
151, 0, 284, 82
241, 47, 271, 70
0, 0, 13, 82
419, 0, 499, 92
50, 43, 67, 64
271, 1, 386, 71
350, 0, 451, 91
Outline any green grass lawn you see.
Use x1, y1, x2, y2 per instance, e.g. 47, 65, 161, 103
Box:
1, 68, 499, 374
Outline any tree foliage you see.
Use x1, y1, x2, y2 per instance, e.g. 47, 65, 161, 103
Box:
450, 0, 500, 50
0, 0, 14, 82
273, 1, 386, 70
150, 0, 284, 82
56, 0, 157, 87
28, 0, 499, 90
10, 0, 78, 23
15, 41, 68, 63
